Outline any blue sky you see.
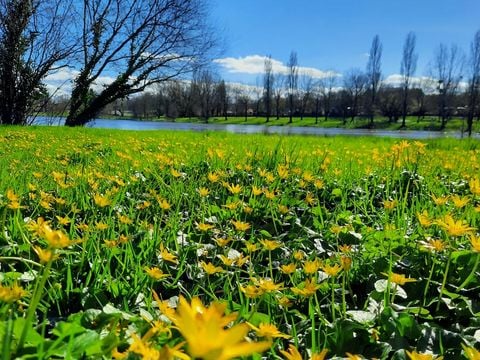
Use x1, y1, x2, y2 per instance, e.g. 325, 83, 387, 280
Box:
210, 0, 480, 84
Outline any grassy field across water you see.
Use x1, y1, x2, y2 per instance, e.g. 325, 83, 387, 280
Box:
0, 127, 479, 359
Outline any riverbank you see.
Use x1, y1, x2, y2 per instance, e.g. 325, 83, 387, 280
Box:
31, 116, 480, 139
35, 113, 480, 133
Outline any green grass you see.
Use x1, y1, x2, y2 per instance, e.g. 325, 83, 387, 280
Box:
0, 126, 479, 359
145, 115, 480, 133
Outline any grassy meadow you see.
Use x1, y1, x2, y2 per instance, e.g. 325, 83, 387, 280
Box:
0, 126, 479, 359
145, 116, 480, 133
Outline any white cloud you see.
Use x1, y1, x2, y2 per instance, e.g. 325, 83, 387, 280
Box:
214, 55, 340, 79
383, 74, 438, 88
46, 68, 80, 81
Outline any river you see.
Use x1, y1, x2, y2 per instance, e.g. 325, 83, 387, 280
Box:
33, 116, 479, 139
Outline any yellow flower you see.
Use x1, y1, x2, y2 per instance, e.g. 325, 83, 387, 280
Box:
6, 189, 19, 202
207, 172, 220, 183
104, 240, 118, 248
198, 187, 210, 197
260, 239, 282, 251
214, 237, 232, 247
41, 224, 75, 249
304, 192, 316, 206
383, 272, 416, 286
243, 205, 253, 214
341, 256, 352, 271
169, 296, 271, 360
303, 258, 321, 275
7, 201, 23, 210
278, 296, 292, 308
470, 235, 480, 252
406, 350, 443, 360
264, 189, 276, 200
218, 254, 235, 266
462, 344, 480, 360
0, 283, 27, 303
152, 291, 177, 320
245, 242, 260, 253
277, 165, 289, 179
94, 194, 111, 207
160, 244, 178, 264
33, 246, 59, 264
137, 200, 151, 210
303, 171, 315, 182
431, 194, 448, 206
197, 223, 215, 232
314, 179, 324, 189
280, 344, 302, 360
280, 263, 297, 274
240, 284, 265, 298
321, 263, 342, 277
200, 261, 224, 275
128, 333, 161, 359
145, 267, 169, 281
118, 214, 133, 225
311, 349, 329, 360
226, 183, 242, 195
417, 210, 433, 227
56, 216, 71, 226
278, 204, 289, 214
254, 278, 284, 293
232, 220, 251, 232
158, 198, 171, 210
252, 186, 263, 196
291, 278, 321, 297
383, 199, 398, 210
469, 177, 480, 196
450, 194, 470, 208
346, 353, 363, 360
234, 253, 249, 267
293, 250, 306, 260
224, 201, 240, 210
339, 244, 352, 253
248, 323, 291, 339
435, 215, 475, 237
170, 168, 182, 178
421, 238, 447, 253
95, 221, 109, 230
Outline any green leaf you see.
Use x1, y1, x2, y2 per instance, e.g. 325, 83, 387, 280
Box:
13, 318, 43, 346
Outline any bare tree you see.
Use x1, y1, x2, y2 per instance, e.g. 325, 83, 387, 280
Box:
299, 72, 313, 120
312, 81, 321, 124
343, 69, 367, 122
366, 35, 382, 126
467, 30, 480, 136
263, 55, 274, 122
238, 94, 250, 122
378, 86, 402, 123
431, 43, 464, 129
216, 80, 228, 120
252, 77, 262, 117
0, 0, 76, 125
273, 72, 284, 120
319, 74, 337, 121
286, 50, 298, 123
65, 0, 216, 126
400, 32, 418, 127
193, 69, 217, 122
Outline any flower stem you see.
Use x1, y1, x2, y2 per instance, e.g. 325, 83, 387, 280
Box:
17, 258, 53, 351
457, 253, 480, 291
436, 251, 452, 312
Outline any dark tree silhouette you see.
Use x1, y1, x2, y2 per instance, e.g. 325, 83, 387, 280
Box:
400, 32, 418, 127
65, 0, 216, 126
